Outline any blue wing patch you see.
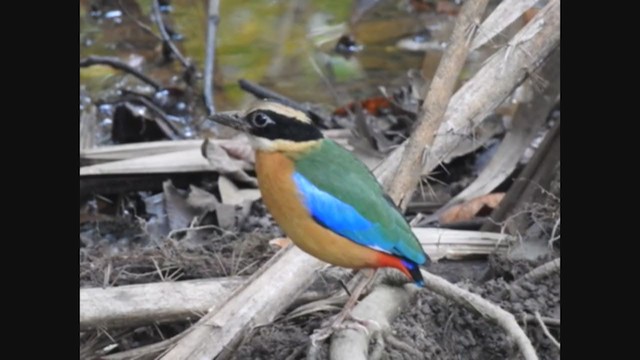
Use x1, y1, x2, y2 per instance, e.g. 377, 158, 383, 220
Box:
292, 172, 426, 264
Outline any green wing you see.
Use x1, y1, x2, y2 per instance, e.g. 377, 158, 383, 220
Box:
293, 139, 429, 265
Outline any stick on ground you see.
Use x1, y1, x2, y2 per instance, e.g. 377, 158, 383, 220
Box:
514, 258, 560, 286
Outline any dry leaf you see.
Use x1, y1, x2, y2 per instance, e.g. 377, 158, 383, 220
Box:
269, 237, 292, 249
201, 138, 258, 186
163, 180, 198, 231
439, 193, 505, 224
218, 176, 262, 206
186, 185, 219, 212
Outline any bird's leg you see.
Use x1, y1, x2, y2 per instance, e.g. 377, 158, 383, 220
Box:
310, 268, 379, 344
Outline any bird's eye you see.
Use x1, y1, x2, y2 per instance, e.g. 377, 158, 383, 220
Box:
251, 113, 274, 128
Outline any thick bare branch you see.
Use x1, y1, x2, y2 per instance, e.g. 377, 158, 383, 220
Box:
80, 277, 244, 330
387, 0, 490, 210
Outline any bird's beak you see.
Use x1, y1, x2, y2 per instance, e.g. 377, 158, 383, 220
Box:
208, 111, 250, 132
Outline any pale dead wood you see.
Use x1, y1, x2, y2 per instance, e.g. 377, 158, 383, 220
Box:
534, 311, 560, 349
387, 0, 491, 210
414, 228, 512, 261
514, 258, 560, 286
80, 148, 221, 176
80, 277, 244, 330
80, 131, 351, 168
470, 0, 540, 51
80, 139, 206, 162
374, 0, 560, 187
445, 45, 560, 205
329, 285, 416, 360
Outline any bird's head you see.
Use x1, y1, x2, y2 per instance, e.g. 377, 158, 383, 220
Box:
214, 100, 324, 153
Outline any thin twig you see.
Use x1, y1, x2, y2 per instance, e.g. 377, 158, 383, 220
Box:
80, 56, 162, 91
549, 216, 560, 247
522, 314, 560, 327
152, 0, 190, 69
387, 0, 490, 210
422, 270, 538, 360
118, 0, 162, 41
513, 258, 560, 286
203, 0, 220, 115
534, 311, 560, 349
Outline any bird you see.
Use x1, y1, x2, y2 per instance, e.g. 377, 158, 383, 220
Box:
215, 100, 431, 339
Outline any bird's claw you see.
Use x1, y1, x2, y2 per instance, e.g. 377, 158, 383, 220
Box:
309, 314, 381, 346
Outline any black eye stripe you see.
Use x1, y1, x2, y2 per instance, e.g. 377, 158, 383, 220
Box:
246, 110, 323, 142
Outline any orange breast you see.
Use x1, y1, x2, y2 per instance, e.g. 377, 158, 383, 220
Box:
255, 150, 407, 273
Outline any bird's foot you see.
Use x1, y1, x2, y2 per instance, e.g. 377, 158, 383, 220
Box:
309, 313, 381, 346
344, 313, 381, 332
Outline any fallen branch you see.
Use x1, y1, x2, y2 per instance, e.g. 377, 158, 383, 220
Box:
413, 228, 512, 261
329, 285, 415, 360
513, 258, 560, 286
80, 139, 204, 163
203, 0, 220, 115
80, 56, 162, 91
80, 277, 244, 330
388, 0, 490, 210
534, 311, 560, 349
79, 130, 352, 175
80, 148, 223, 175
